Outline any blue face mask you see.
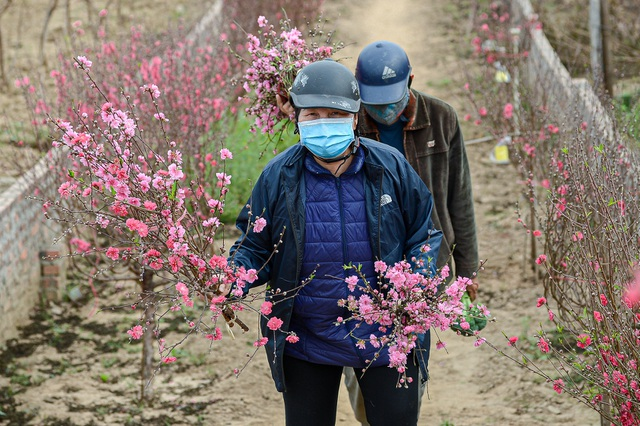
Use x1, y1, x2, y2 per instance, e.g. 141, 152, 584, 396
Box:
298, 117, 355, 160
364, 90, 410, 126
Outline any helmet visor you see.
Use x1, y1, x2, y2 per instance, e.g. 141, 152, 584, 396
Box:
290, 93, 361, 113
359, 76, 410, 106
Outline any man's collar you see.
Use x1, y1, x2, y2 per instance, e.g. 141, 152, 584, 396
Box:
401, 89, 418, 127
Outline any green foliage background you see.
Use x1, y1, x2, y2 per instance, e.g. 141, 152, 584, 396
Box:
220, 114, 298, 224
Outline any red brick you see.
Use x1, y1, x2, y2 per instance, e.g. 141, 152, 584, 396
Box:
40, 277, 59, 289
41, 264, 60, 276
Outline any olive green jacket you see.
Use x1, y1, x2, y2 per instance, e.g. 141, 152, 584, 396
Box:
358, 89, 479, 279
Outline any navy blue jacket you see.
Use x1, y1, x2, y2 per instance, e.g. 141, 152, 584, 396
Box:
229, 137, 443, 392
286, 148, 381, 369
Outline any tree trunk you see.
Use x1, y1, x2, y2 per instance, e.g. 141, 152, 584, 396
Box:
599, 390, 609, 425
116, 0, 122, 24
589, 0, 614, 97
64, 0, 70, 38
0, 0, 13, 87
0, 20, 5, 88
99, 0, 113, 36
590, 0, 603, 82
82, 0, 95, 39
600, 0, 614, 97
529, 189, 538, 286
140, 269, 157, 402
39, 0, 58, 67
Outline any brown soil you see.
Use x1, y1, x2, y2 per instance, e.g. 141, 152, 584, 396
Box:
0, 0, 608, 425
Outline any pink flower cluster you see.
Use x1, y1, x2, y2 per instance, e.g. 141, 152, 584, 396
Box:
339, 255, 488, 375
623, 270, 640, 309
530, 268, 640, 424
46, 59, 268, 366
463, 2, 640, 422
239, 16, 334, 136
25, 23, 241, 158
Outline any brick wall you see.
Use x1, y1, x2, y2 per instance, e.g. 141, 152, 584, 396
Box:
0, 155, 67, 345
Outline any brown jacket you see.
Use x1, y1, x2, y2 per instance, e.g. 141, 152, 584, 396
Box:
358, 88, 479, 278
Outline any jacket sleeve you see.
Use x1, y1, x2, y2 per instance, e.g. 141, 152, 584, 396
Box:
228, 173, 273, 291
401, 160, 443, 277
447, 119, 479, 279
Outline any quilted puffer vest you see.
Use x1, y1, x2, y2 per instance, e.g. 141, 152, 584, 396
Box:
285, 150, 390, 368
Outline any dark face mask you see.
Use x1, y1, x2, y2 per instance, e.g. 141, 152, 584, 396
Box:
364, 90, 410, 125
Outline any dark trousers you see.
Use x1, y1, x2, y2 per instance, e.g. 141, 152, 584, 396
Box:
282, 355, 419, 426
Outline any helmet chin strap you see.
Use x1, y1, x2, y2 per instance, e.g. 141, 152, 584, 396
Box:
321, 144, 356, 163
311, 139, 358, 177
314, 139, 358, 164
321, 139, 358, 176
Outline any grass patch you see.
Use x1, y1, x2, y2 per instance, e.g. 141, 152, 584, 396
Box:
218, 113, 298, 224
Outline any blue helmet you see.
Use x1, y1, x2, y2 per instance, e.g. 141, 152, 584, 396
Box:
355, 41, 412, 105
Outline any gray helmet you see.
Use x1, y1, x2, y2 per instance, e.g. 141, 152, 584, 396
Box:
289, 59, 361, 113
355, 41, 412, 105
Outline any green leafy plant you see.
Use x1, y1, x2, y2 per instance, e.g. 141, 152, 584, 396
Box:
450, 292, 489, 336
101, 357, 119, 369
615, 91, 640, 144
10, 374, 31, 387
